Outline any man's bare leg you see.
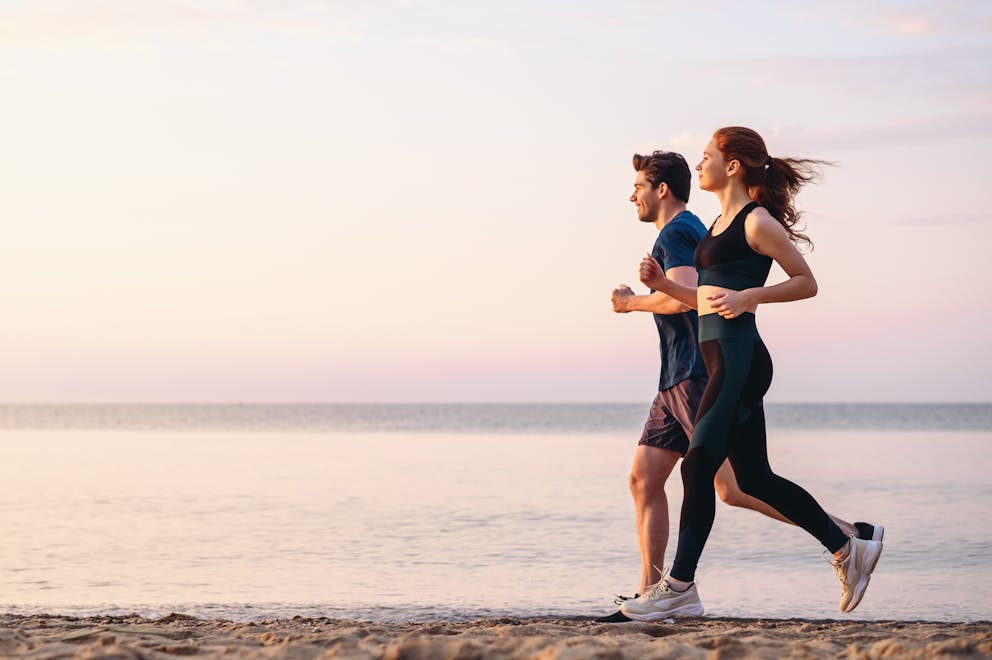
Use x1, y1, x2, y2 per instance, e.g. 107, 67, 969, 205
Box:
712, 460, 857, 537
629, 445, 681, 593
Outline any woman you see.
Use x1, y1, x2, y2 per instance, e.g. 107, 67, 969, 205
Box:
620, 127, 882, 620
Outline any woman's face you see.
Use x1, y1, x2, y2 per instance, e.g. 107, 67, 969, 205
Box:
696, 137, 728, 192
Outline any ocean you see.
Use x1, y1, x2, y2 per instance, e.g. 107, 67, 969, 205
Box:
1, 404, 989, 623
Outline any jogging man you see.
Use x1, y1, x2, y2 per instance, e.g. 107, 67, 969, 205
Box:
598, 151, 877, 622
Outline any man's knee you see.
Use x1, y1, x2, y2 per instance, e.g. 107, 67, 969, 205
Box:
629, 467, 668, 498
629, 447, 679, 497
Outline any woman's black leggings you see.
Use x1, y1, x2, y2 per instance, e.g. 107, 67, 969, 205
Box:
669, 313, 849, 583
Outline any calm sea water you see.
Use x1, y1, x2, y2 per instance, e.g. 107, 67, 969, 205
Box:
1, 404, 989, 623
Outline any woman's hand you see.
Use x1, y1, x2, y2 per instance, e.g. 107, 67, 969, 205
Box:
707, 289, 756, 319
639, 254, 666, 291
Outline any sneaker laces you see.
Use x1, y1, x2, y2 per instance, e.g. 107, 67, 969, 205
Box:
823, 547, 848, 588
641, 565, 673, 600
643, 581, 672, 600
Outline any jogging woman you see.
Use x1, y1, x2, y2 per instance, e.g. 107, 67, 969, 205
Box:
621, 126, 883, 619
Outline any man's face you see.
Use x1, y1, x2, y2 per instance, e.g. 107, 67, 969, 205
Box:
630, 170, 663, 223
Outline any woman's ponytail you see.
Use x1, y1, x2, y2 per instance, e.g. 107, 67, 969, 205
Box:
714, 127, 832, 250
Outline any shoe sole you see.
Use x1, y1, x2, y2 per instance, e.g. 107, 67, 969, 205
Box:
844, 541, 883, 613
872, 525, 885, 542
621, 603, 705, 621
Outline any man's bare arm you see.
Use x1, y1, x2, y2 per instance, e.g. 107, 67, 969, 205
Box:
612, 266, 698, 314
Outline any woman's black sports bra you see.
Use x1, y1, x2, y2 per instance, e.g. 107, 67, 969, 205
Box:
694, 201, 773, 290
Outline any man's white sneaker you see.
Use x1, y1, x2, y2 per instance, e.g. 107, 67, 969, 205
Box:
827, 537, 883, 613
619, 575, 704, 621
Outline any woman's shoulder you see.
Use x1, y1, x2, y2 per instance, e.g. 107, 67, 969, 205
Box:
744, 205, 786, 238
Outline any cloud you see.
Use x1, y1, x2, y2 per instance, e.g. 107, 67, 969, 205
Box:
0, 0, 518, 62
658, 44, 992, 156
893, 17, 937, 35
409, 35, 515, 56
765, 112, 992, 153
657, 111, 990, 162
692, 45, 992, 115
795, 0, 992, 38
876, 1, 992, 37
668, 131, 704, 149
897, 214, 990, 226
0, 0, 379, 50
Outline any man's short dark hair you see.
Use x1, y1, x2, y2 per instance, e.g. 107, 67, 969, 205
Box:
632, 151, 691, 203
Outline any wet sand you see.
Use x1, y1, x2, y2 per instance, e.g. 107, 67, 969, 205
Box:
1, 613, 989, 659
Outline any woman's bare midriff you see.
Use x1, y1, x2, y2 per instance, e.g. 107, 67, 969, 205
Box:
697, 284, 759, 317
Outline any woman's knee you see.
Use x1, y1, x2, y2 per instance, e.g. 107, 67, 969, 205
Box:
680, 447, 721, 487
728, 467, 773, 500
714, 477, 748, 507
716, 459, 767, 503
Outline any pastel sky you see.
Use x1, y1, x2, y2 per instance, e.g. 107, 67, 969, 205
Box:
1, 0, 989, 402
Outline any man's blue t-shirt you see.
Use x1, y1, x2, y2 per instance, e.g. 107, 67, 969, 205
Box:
651, 210, 708, 391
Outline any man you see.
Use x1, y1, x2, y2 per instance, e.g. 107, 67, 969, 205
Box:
597, 151, 879, 622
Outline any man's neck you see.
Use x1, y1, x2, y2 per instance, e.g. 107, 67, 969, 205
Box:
653, 202, 687, 230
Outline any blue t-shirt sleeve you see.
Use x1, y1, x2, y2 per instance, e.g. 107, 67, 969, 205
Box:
655, 224, 699, 271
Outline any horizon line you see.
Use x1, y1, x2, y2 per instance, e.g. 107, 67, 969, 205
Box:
0, 401, 988, 406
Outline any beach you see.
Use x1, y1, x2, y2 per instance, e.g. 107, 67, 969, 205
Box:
1, 613, 989, 659
3, 406, 991, 655
4, 418, 991, 624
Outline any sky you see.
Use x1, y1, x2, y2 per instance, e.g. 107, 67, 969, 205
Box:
0, 0, 989, 403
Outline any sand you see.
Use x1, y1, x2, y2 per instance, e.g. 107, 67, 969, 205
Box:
0, 613, 989, 659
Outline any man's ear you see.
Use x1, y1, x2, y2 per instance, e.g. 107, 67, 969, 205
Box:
656, 182, 668, 199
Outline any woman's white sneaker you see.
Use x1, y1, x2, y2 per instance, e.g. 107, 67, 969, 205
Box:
854, 521, 885, 542
828, 537, 883, 612
619, 576, 704, 621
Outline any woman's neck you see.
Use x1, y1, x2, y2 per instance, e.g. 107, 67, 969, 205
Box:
715, 184, 753, 221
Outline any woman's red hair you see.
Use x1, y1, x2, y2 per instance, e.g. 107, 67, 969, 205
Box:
714, 126, 831, 249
